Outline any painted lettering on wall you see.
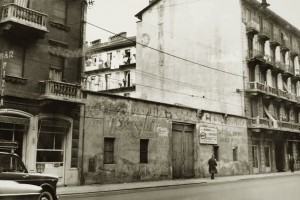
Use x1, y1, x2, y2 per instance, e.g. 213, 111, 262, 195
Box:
0, 50, 14, 106
107, 117, 157, 138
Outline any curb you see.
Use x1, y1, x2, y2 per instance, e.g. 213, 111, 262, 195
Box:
58, 171, 300, 196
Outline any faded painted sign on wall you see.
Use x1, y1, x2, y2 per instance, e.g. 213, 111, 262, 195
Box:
199, 127, 218, 144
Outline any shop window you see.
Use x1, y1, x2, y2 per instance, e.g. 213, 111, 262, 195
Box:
104, 138, 115, 164
53, 0, 67, 24
213, 145, 219, 161
140, 139, 149, 163
233, 147, 238, 161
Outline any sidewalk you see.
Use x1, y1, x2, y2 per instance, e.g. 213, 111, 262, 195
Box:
58, 171, 300, 196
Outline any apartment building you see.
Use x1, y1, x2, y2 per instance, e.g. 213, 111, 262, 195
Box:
83, 32, 136, 97
134, 0, 300, 176
242, 0, 300, 173
0, 0, 86, 185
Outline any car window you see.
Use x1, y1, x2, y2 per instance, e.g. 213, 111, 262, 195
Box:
0, 154, 25, 173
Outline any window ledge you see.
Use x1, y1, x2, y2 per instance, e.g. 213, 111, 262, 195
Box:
5, 75, 28, 85
49, 21, 71, 32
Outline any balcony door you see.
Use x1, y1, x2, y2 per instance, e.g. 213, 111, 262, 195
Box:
14, 0, 29, 7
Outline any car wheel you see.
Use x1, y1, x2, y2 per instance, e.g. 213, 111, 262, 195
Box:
39, 191, 54, 200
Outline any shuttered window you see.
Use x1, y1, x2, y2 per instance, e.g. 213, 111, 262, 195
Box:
104, 138, 115, 164
49, 55, 64, 81
53, 0, 67, 24
14, 0, 29, 7
5, 44, 24, 77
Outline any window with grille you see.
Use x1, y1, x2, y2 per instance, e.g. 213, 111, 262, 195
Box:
104, 138, 115, 164
140, 139, 149, 163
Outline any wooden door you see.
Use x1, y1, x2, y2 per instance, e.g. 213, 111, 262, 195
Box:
252, 145, 259, 174
172, 124, 194, 179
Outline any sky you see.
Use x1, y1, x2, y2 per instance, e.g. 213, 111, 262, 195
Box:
86, 0, 300, 43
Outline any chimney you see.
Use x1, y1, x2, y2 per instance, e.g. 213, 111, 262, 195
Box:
261, 0, 270, 8
109, 32, 127, 42
149, 0, 154, 4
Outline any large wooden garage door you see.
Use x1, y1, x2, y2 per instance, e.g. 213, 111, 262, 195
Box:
172, 123, 194, 179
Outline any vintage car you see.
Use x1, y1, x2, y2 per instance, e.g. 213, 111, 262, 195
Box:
0, 180, 42, 200
0, 141, 59, 200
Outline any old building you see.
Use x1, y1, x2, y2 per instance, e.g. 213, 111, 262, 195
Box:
134, 0, 300, 174
242, 0, 300, 173
83, 32, 136, 97
81, 91, 248, 184
0, 0, 87, 185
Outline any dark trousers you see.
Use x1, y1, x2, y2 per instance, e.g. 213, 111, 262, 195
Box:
211, 173, 214, 179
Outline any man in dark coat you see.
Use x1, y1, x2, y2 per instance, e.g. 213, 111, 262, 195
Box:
289, 156, 295, 172
208, 155, 217, 179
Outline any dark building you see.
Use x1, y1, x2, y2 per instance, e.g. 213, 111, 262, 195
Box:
0, 0, 87, 186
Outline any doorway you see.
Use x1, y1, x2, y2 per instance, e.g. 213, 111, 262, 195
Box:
172, 123, 194, 179
275, 141, 285, 172
264, 145, 271, 173
252, 145, 259, 174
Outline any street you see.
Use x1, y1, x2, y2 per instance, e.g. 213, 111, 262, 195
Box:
61, 174, 300, 200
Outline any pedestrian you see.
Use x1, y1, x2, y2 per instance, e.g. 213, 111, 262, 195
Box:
208, 154, 218, 179
289, 156, 295, 172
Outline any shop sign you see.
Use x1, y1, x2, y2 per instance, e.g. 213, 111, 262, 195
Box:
0, 50, 14, 106
199, 127, 218, 145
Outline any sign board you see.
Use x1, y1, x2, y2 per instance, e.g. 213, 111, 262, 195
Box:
0, 50, 14, 106
199, 127, 218, 144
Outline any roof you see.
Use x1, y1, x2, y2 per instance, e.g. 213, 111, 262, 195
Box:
88, 36, 136, 53
135, 0, 162, 20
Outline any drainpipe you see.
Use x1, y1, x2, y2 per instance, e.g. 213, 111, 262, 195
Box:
80, 103, 86, 185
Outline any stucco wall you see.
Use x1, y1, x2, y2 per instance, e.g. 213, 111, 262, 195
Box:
136, 0, 244, 116
82, 92, 249, 184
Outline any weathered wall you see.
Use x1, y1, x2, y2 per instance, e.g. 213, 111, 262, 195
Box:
136, 0, 244, 116
82, 92, 249, 184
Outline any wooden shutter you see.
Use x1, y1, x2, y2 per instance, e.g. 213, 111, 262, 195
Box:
53, 0, 66, 24
6, 44, 24, 77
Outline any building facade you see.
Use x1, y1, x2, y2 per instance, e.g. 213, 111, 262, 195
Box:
83, 32, 136, 97
134, 0, 300, 174
81, 92, 248, 184
0, 0, 86, 185
242, 0, 300, 173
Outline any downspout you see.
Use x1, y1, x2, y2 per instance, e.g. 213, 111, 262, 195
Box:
79, 0, 87, 185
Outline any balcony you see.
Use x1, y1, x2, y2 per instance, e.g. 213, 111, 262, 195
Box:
259, 21, 271, 41
39, 80, 81, 102
247, 82, 267, 96
248, 116, 300, 133
84, 78, 135, 93
281, 39, 291, 53
248, 117, 270, 130
248, 49, 264, 64
270, 27, 281, 47
290, 41, 300, 57
0, 3, 48, 39
245, 19, 260, 36
282, 64, 294, 77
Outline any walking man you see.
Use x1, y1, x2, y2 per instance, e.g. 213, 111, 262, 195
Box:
208, 154, 217, 179
289, 156, 295, 173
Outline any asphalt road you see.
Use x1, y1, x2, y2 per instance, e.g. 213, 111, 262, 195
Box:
61, 174, 300, 200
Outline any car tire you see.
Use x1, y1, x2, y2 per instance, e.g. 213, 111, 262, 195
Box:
39, 191, 54, 200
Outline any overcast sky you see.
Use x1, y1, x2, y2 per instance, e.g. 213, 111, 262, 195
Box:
86, 0, 300, 43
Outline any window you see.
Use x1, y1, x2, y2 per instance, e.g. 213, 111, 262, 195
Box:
104, 138, 115, 164
106, 53, 112, 68
233, 147, 238, 161
14, 0, 29, 7
140, 139, 149, 163
53, 0, 67, 24
105, 74, 111, 90
49, 68, 62, 81
4, 44, 25, 77
124, 71, 130, 87
213, 146, 219, 161
49, 54, 64, 81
